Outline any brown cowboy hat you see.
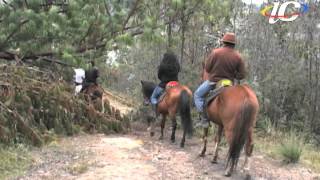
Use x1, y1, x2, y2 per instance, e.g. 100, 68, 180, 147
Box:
221, 32, 236, 44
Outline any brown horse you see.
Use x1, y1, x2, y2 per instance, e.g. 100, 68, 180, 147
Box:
81, 84, 110, 113
140, 80, 193, 147
199, 82, 259, 177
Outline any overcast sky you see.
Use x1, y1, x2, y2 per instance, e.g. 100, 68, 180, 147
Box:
242, 0, 268, 6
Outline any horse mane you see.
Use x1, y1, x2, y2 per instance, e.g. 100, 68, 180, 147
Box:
140, 80, 156, 99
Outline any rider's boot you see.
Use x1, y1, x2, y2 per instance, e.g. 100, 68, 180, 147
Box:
152, 103, 158, 118
195, 111, 209, 128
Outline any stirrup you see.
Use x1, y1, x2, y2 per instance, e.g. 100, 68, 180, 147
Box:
195, 113, 209, 128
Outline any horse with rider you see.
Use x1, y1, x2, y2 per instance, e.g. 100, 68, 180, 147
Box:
141, 33, 259, 177
73, 61, 108, 112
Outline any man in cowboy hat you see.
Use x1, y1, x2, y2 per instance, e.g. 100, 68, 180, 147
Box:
194, 32, 246, 127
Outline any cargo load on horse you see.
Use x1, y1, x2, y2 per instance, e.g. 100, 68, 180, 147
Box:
73, 68, 85, 95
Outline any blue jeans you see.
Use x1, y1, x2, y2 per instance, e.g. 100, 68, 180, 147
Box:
151, 86, 164, 105
194, 80, 215, 112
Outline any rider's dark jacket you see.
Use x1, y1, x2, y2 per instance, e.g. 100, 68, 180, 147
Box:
157, 53, 180, 88
81, 66, 99, 92
84, 67, 99, 85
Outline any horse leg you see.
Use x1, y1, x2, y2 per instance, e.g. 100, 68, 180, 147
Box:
243, 127, 254, 175
148, 115, 156, 137
199, 127, 209, 157
224, 129, 234, 177
212, 125, 223, 163
101, 96, 105, 113
180, 127, 186, 148
170, 116, 177, 143
159, 115, 166, 140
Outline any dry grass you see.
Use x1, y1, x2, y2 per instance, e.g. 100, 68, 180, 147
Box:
0, 145, 32, 180
256, 130, 320, 173
67, 162, 89, 175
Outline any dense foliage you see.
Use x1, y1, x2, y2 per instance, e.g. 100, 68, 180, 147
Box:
0, 65, 128, 146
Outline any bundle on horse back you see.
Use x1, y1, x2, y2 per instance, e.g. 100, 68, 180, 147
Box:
140, 80, 193, 147
200, 83, 259, 177
73, 68, 85, 95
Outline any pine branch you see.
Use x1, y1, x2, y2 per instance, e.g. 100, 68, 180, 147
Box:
2, 0, 16, 10
0, 19, 30, 50
122, 0, 141, 32
0, 51, 71, 66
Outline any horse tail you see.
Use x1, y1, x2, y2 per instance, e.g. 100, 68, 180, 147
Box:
178, 90, 193, 136
226, 96, 254, 170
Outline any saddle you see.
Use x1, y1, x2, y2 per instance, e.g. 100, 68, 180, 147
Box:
158, 81, 180, 103
205, 79, 233, 107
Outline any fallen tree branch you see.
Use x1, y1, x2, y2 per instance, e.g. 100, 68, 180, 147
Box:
0, 101, 43, 147
38, 57, 72, 66
0, 51, 72, 66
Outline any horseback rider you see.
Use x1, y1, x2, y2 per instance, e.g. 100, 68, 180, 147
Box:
150, 52, 181, 112
194, 33, 246, 128
81, 60, 99, 92
73, 68, 85, 95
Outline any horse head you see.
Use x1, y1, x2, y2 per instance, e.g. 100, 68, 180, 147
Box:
140, 80, 156, 106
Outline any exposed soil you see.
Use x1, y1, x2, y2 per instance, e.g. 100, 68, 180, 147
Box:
11, 91, 320, 180
14, 123, 319, 180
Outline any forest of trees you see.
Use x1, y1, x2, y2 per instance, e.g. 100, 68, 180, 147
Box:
0, 0, 319, 145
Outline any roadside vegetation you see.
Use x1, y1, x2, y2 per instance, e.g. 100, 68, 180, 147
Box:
0, 144, 32, 180
255, 119, 320, 172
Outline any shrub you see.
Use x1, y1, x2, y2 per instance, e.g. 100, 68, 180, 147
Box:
278, 132, 304, 163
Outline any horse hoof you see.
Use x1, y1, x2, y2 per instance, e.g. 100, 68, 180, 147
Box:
211, 159, 218, 164
150, 132, 155, 137
211, 156, 218, 164
199, 153, 205, 157
171, 139, 175, 143
244, 174, 251, 180
224, 171, 232, 177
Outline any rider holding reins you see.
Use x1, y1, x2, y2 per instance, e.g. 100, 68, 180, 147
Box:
194, 33, 246, 128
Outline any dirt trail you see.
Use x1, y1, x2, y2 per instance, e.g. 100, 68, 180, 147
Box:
14, 92, 320, 180
15, 128, 319, 180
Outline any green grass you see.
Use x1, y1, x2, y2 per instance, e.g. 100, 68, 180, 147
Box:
256, 130, 320, 173
0, 144, 32, 180
278, 133, 304, 163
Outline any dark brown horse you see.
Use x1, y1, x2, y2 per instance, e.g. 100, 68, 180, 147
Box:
199, 82, 259, 177
81, 84, 110, 113
141, 81, 193, 147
